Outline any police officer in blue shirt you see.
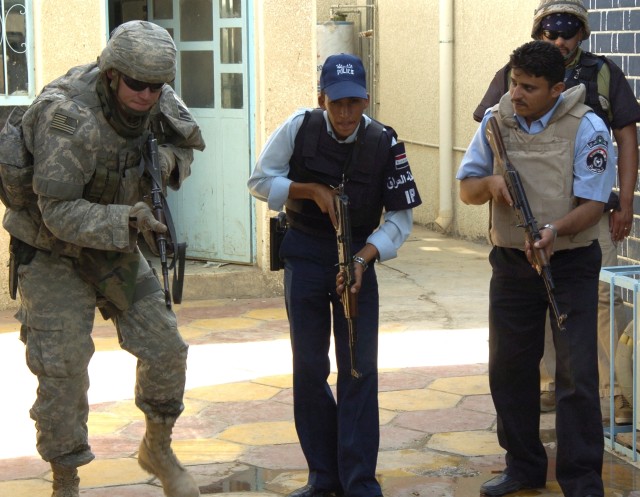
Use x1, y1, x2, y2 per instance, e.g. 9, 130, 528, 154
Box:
248, 53, 421, 497
457, 41, 614, 497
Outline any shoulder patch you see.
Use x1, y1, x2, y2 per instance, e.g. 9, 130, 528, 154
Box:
50, 112, 78, 135
587, 135, 608, 149
173, 93, 193, 122
586, 147, 607, 174
395, 151, 408, 170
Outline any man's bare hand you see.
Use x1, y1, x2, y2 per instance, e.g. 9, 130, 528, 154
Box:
487, 175, 513, 206
610, 206, 633, 241
289, 182, 338, 228
525, 228, 555, 268
336, 262, 365, 296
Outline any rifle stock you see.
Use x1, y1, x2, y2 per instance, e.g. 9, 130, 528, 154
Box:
485, 116, 567, 331
334, 185, 361, 378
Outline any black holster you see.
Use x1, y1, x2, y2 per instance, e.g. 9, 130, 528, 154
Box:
603, 191, 620, 212
269, 212, 287, 271
8, 236, 37, 299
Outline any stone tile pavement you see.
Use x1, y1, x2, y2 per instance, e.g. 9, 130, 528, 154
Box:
0, 226, 639, 496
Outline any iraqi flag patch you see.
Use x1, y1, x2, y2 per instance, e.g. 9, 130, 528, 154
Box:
395, 151, 408, 170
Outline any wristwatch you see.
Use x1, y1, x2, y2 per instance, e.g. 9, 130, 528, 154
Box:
542, 223, 557, 242
353, 255, 368, 271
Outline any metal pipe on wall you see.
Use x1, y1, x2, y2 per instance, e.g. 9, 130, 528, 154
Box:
435, 0, 454, 232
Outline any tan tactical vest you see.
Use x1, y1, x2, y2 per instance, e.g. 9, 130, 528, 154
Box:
489, 84, 599, 251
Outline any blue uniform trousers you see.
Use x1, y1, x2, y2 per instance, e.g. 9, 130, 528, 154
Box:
281, 228, 382, 497
488, 243, 604, 497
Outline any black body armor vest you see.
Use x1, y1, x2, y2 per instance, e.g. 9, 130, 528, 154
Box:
286, 109, 393, 241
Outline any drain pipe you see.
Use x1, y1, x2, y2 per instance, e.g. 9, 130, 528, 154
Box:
434, 0, 454, 232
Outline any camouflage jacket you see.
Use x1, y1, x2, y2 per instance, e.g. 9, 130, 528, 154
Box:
3, 62, 205, 258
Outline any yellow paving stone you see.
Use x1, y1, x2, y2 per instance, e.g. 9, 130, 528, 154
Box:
106, 401, 145, 420
428, 375, 490, 396
379, 408, 397, 425
244, 307, 287, 320
376, 448, 461, 476
186, 382, 281, 403
182, 397, 210, 417
378, 388, 460, 411
216, 492, 280, 497
0, 323, 19, 333
88, 412, 131, 435
0, 479, 51, 496
173, 438, 244, 464
176, 299, 227, 309
267, 470, 307, 494
92, 314, 116, 329
428, 431, 504, 457
379, 322, 409, 334
178, 324, 213, 341
93, 335, 122, 352
76, 457, 150, 487
219, 420, 298, 445
189, 317, 258, 330
253, 374, 293, 389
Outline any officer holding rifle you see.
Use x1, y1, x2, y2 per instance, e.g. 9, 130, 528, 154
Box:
248, 53, 421, 497
457, 41, 614, 497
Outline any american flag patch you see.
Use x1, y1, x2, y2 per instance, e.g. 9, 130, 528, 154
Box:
395, 152, 408, 169
51, 113, 78, 135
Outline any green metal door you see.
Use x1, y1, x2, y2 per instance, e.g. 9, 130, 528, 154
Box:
149, 0, 251, 263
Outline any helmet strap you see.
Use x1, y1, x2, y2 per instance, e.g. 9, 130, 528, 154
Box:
564, 41, 582, 65
97, 72, 150, 138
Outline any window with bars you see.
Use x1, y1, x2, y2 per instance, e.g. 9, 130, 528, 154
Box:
0, 0, 33, 105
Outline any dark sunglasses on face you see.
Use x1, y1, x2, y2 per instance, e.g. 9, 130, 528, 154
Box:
542, 27, 580, 41
121, 74, 164, 93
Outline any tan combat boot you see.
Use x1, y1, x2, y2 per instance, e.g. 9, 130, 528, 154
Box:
51, 463, 80, 497
138, 417, 200, 497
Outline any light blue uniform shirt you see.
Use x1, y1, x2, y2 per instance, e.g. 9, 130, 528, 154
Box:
248, 109, 413, 262
457, 94, 616, 203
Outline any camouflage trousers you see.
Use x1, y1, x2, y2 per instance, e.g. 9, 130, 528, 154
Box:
16, 249, 189, 463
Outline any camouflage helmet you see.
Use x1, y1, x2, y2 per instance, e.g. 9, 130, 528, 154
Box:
98, 20, 176, 83
531, 0, 590, 41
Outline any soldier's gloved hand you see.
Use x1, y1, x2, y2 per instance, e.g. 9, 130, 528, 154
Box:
158, 146, 176, 182
129, 202, 167, 233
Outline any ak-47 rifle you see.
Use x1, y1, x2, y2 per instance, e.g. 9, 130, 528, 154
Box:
334, 183, 361, 378
145, 133, 187, 309
485, 116, 567, 331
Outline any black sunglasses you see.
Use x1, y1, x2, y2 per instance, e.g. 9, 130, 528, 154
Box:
121, 74, 164, 93
542, 27, 580, 41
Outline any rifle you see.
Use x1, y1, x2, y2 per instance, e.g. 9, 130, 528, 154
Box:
485, 116, 567, 331
334, 183, 361, 378
144, 133, 187, 309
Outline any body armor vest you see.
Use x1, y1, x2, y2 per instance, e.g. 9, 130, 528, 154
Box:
2, 64, 147, 257
286, 109, 392, 240
565, 51, 609, 129
489, 85, 599, 251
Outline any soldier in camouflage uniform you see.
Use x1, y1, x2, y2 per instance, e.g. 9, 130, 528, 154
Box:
1, 21, 205, 497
